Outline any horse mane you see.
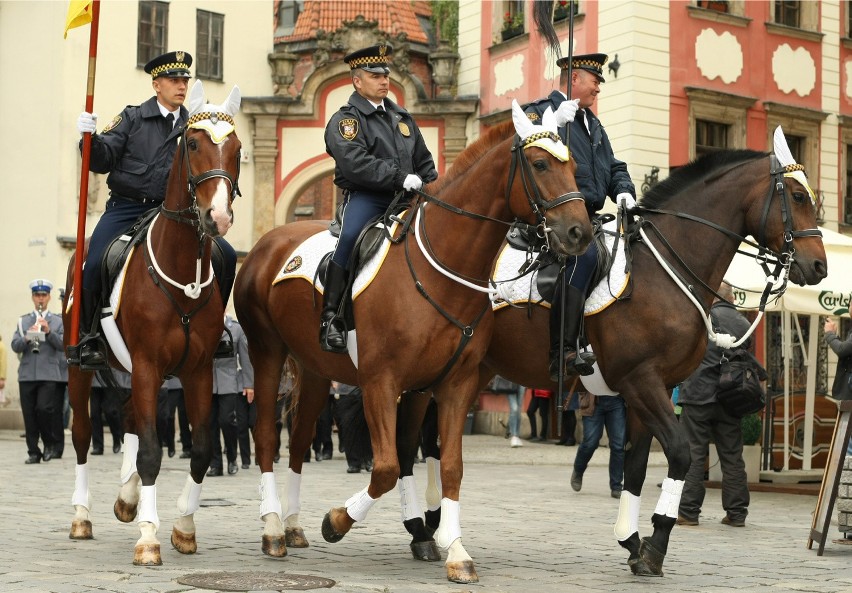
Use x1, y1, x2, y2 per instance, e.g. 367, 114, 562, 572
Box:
640, 149, 767, 209
428, 120, 515, 194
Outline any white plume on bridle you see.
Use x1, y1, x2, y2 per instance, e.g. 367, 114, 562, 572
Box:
773, 125, 815, 203
510, 99, 570, 162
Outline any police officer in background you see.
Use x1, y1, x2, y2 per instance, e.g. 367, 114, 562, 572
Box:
10, 280, 66, 463
524, 53, 636, 380
321, 43, 438, 353
72, 50, 237, 369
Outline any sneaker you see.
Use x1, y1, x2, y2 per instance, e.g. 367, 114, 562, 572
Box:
676, 515, 699, 526
721, 515, 745, 527
570, 470, 582, 492
510, 436, 523, 448
611, 489, 622, 499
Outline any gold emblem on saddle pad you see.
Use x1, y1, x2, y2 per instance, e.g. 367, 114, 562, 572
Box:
102, 114, 122, 133
339, 118, 358, 141
398, 122, 410, 137
283, 256, 302, 273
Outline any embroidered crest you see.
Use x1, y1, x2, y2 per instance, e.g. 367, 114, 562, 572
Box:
339, 118, 359, 140
398, 122, 410, 137
526, 113, 540, 122
284, 256, 303, 273
176, 50, 185, 63
102, 115, 122, 133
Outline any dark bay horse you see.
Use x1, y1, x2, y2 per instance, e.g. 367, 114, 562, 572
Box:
234, 101, 593, 583
269, 139, 829, 579
63, 81, 242, 566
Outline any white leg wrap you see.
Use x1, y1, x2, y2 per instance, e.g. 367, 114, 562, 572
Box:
137, 484, 159, 529
120, 434, 139, 484
259, 471, 282, 519
613, 491, 641, 541
176, 475, 202, 517
433, 498, 462, 550
653, 478, 685, 519
283, 469, 301, 521
398, 476, 423, 522
71, 463, 90, 509
425, 457, 441, 511
345, 487, 377, 523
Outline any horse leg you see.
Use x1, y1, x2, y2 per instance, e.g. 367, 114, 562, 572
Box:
395, 392, 441, 561
170, 371, 214, 556
69, 368, 94, 539
614, 416, 655, 575
420, 398, 442, 535
322, 378, 400, 544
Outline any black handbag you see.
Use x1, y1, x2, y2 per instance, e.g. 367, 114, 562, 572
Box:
716, 348, 768, 418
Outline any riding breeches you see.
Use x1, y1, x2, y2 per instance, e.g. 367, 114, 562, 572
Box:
331, 191, 393, 269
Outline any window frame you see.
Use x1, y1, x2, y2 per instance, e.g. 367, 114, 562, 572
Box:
137, 0, 169, 69
196, 9, 224, 82
685, 87, 755, 161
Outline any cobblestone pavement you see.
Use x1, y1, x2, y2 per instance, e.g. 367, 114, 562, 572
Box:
0, 429, 849, 593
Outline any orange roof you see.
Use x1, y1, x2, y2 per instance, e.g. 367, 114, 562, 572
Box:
281, 1, 430, 44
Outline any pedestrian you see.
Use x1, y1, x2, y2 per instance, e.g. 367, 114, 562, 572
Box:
556, 386, 579, 446
677, 282, 752, 527
570, 391, 626, 499
526, 387, 552, 442
164, 377, 193, 459
90, 370, 127, 455
524, 52, 636, 379
321, 42, 438, 353
488, 376, 524, 448
313, 387, 335, 462
0, 332, 7, 407
70, 50, 237, 369
334, 383, 373, 473
235, 329, 255, 469
823, 310, 852, 540
10, 279, 66, 463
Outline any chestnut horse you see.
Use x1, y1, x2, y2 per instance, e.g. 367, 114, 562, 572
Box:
261, 139, 829, 579
63, 81, 242, 566
234, 101, 593, 583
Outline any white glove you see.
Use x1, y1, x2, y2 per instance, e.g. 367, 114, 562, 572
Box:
617, 192, 636, 210
554, 99, 580, 127
403, 174, 423, 191
77, 112, 98, 135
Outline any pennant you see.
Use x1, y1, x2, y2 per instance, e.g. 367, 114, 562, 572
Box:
64, 1, 93, 39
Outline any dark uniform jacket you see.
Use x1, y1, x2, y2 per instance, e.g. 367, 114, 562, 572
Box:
324, 92, 437, 198
86, 96, 188, 202
678, 301, 752, 406
525, 90, 634, 216
11, 311, 65, 382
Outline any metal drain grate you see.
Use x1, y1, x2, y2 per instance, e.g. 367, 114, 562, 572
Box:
198, 498, 235, 507
177, 571, 335, 591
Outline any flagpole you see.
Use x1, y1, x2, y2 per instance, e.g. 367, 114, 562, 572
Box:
70, 0, 100, 347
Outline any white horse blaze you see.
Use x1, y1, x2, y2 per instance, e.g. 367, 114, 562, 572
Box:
613, 491, 641, 541
653, 477, 684, 519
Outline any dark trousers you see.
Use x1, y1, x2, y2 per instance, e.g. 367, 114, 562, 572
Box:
210, 392, 239, 469
19, 381, 63, 457
313, 395, 334, 457
331, 191, 392, 269
679, 402, 749, 522
90, 386, 124, 451
527, 396, 550, 439
236, 394, 256, 465
53, 384, 67, 457
173, 388, 193, 453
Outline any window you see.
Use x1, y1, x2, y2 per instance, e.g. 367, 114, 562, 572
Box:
500, 0, 525, 40
845, 145, 852, 224
774, 0, 800, 27
196, 10, 224, 81
848, 0, 852, 37
697, 0, 729, 12
274, 1, 303, 39
763, 102, 825, 183
137, 1, 168, 68
695, 120, 730, 157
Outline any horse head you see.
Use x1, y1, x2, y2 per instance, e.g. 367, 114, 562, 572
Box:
509, 100, 592, 257
746, 126, 827, 286
176, 79, 243, 238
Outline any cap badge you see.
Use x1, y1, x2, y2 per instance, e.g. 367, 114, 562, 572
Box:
176, 51, 185, 62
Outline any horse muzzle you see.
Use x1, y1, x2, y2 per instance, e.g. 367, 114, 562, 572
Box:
202, 206, 233, 238
547, 219, 593, 257
789, 255, 827, 286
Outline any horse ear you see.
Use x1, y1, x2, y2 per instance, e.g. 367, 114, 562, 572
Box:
222, 85, 241, 116
511, 99, 534, 140
188, 80, 205, 116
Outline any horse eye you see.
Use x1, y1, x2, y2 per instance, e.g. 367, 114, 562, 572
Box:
791, 191, 806, 204
533, 159, 548, 171
187, 138, 198, 151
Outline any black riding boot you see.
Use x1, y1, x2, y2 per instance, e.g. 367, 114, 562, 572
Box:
67, 288, 107, 370
549, 285, 596, 379
319, 261, 349, 353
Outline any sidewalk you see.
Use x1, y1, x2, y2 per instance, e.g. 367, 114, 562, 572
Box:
0, 430, 849, 593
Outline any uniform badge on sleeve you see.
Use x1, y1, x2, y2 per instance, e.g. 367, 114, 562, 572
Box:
398, 122, 410, 137
339, 118, 358, 141
102, 115, 122, 133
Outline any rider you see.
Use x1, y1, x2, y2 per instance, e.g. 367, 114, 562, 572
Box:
71, 51, 237, 369
321, 43, 438, 353
524, 53, 636, 379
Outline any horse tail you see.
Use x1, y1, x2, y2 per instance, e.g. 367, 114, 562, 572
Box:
533, 1, 561, 58
283, 356, 302, 417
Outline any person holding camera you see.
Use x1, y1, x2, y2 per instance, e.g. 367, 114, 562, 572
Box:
10, 279, 66, 464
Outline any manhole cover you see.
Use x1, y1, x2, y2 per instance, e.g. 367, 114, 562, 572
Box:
177, 571, 335, 591
199, 498, 235, 507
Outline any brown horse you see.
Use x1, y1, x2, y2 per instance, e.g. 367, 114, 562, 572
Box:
63, 81, 242, 566
263, 140, 829, 579
234, 101, 593, 583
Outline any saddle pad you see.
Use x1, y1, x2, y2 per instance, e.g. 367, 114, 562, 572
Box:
490, 219, 629, 316
110, 244, 136, 318
272, 225, 392, 299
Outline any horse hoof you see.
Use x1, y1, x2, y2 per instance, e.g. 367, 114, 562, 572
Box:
262, 534, 288, 557
446, 560, 478, 583
637, 537, 665, 576
69, 519, 93, 540
114, 499, 137, 523
171, 527, 197, 554
321, 513, 345, 543
410, 539, 441, 562
285, 526, 309, 548
133, 543, 162, 566
628, 555, 656, 576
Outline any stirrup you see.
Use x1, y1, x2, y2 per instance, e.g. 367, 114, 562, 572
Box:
573, 351, 596, 377
320, 317, 348, 354
67, 334, 108, 371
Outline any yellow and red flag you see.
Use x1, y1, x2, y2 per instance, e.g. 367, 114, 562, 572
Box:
64, 1, 93, 38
